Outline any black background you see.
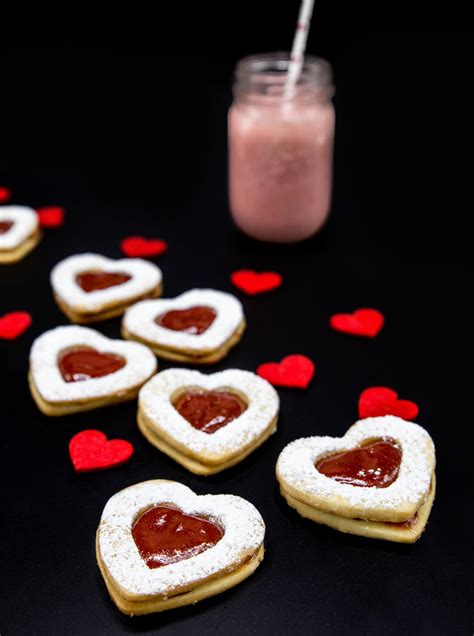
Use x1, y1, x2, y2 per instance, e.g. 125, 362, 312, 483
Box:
1, 15, 472, 636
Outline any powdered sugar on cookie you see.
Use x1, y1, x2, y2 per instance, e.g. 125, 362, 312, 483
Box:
98, 480, 265, 597
30, 325, 157, 403
277, 416, 435, 512
139, 369, 279, 456
123, 289, 244, 353
51, 253, 162, 313
0, 206, 39, 250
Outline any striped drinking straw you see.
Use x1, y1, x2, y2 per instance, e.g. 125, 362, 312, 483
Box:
285, 0, 315, 92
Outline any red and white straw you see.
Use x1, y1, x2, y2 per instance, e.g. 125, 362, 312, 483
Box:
285, 0, 315, 91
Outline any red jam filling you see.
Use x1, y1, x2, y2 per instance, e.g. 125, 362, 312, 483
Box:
173, 389, 247, 434
132, 505, 224, 569
385, 513, 418, 529
316, 438, 402, 488
0, 220, 14, 235
58, 346, 126, 382
75, 271, 132, 292
155, 306, 217, 335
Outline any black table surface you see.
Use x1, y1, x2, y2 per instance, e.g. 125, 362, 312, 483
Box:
1, 38, 472, 635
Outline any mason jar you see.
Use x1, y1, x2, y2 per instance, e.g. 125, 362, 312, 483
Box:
228, 53, 335, 243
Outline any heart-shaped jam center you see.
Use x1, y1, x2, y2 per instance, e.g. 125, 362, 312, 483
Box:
155, 306, 217, 335
173, 389, 247, 434
132, 505, 224, 569
315, 438, 402, 488
0, 220, 14, 235
75, 271, 132, 292
58, 346, 126, 382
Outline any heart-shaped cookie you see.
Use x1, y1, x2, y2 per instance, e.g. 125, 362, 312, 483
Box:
96, 480, 265, 615
51, 253, 163, 323
69, 429, 134, 472
29, 325, 157, 416
138, 368, 279, 474
0, 205, 41, 264
359, 387, 419, 420
277, 416, 435, 523
122, 289, 245, 364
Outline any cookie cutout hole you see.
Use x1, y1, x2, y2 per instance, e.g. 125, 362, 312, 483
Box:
172, 386, 248, 434
315, 437, 402, 488
132, 504, 224, 569
75, 270, 132, 292
0, 220, 14, 235
155, 306, 217, 335
58, 346, 126, 382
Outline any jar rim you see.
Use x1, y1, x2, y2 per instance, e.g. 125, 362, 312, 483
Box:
235, 51, 333, 88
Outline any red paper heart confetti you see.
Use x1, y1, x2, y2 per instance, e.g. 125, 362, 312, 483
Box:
121, 236, 168, 258
359, 386, 419, 421
231, 270, 282, 295
329, 308, 384, 338
0, 186, 12, 203
69, 429, 134, 473
257, 354, 315, 389
37, 206, 65, 228
0, 311, 32, 340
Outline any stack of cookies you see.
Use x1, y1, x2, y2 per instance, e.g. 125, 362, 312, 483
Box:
276, 416, 436, 543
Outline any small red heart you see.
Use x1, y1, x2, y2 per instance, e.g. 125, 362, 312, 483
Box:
121, 236, 168, 258
359, 386, 419, 420
257, 354, 315, 389
231, 270, 282, 295
69, 429, 134, 473
0, 186, 12, 203
0, 311, 32, 340
330, 308, 384, 338
37, 206, 65, 228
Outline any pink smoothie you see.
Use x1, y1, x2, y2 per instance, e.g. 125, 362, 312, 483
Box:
229, 99, 335, 243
